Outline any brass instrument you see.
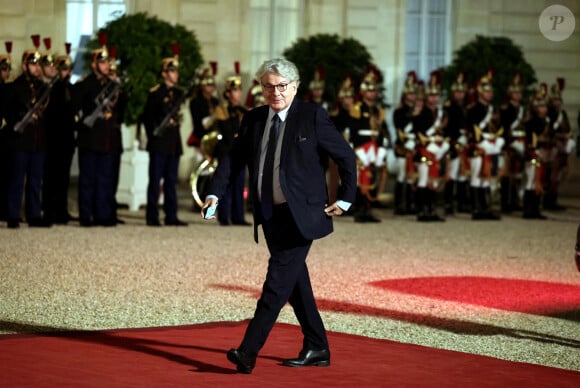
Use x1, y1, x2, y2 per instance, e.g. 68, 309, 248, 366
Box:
190, 130, 222, 207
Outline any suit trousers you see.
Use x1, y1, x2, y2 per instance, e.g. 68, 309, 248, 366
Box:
240, 203, 329, 354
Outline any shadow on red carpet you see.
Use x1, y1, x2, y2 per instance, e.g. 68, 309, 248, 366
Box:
1, 320, 579, 387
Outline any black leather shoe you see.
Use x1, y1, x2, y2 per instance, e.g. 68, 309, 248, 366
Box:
7, 219, 20, 229
232, 220, 251, 226
28, 218, 52, 227
226, 348, 256, 374
79, 219, 93, 227
147, 219, 162, 227
165, 219, 188, 226
282, 349, 330, 367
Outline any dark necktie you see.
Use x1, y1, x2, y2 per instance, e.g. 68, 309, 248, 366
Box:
261, 114, 281, 220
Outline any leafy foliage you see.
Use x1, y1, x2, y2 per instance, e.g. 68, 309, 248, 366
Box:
441, 35, 537, 106
283, 34, 376, 103
83, 12, 203, 125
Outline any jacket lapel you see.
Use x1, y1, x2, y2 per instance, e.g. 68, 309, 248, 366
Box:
280, 100, 298, 168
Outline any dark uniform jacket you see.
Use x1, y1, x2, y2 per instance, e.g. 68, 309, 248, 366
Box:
393, 102, 414, 156
500, 101, 525, 143
444, 99, 466, 158
4, 74, 49, 152
348, 101, 388, 149
44, 77, 76, 152
142, 83, 184, 156
73, 73, 124, 153
188, 93, 219, 146
213, 101, 247, 159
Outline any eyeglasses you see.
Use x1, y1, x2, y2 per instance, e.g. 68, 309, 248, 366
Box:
262, 82, 291, 92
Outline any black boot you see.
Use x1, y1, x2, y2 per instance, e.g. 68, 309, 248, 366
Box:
522, 190, 534, 219
393, 182, 406, 215
500, 177, 511, 213
405, 183, 416, 215
428, 188, 445, 221
482, 187, 500, 220
533, 193, 547, 219
457, 181, 471, 213
416, 188, 429, 222
444, 180, 455, 215
510, 179, 523, 211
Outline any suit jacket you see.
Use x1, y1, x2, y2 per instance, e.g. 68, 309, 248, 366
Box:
209, 99, 357, 242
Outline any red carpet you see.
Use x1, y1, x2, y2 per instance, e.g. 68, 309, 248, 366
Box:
1, 321, 579, 387
370, 277, 580, 316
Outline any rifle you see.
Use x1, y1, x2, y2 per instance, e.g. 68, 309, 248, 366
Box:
152, 80, 196, 137
82, 78, 122, 128
13, 76, 58, 134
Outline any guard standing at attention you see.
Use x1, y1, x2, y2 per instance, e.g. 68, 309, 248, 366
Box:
4, 35, 52, 228
0, 41, 13, 221
142, 44, 188, 227
73, 32, 124, 227
213, 61, 250, 226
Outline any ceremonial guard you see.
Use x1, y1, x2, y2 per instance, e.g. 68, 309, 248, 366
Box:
212, 62, 250, 226
412, 70, 448, 221
0, 41, 13, 221
499, 72, 526, 213
244, 79, 266, 109
73, 33, 124, 227
522, 83, 550, 219
348, 65, 388, 223
142, 44, 188, 227
466, 70, 503, 220
328, 75, 355, 203
305, 66, 330, 111
392, 71, 418, 215
4, 35, 52, 228
443, 71, 470, 214
544, 78, 574, 210
330, 74, 355, 137
187, 61, 219, 157
42, 41, 76, 224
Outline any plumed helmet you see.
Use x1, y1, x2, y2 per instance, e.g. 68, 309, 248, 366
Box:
530, 83, 549, 107
161, 43, 180, 71
507, 71, 523, 93
425, 70, 441, 95
40, 37, 55, 66
402, 71, 417, 94
92, 32, 109, 62
0, 41, 12, 71
360, 64, 381, 92
451, 71, 467, 92
476, 68, 494, 94
198, 61, 217, 86
55, 43, 73, 70
549, 78, 564, 100
309, 66, 325, 90
338, 73, 355, 99
22, 34, 41, 65
224, 61, 242, 91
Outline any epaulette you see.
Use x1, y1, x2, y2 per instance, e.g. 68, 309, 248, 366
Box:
214, 103, 229, 121
466, 102, 476, 110
500, 103, 508, 110
349, 102, 362, 119
444, 100, 451, 107
149, 84, 161, 93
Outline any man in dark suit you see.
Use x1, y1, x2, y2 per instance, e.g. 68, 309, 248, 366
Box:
201, 58, 357, 374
